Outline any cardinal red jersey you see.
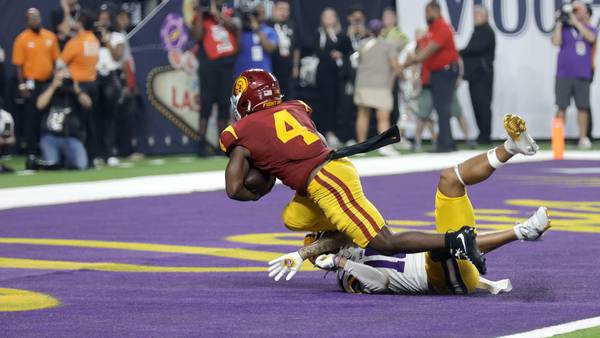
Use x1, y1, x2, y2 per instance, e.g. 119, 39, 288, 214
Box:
220, 100, 332, 194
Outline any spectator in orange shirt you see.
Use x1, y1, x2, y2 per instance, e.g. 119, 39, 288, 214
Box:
58, 9, 99, 163
59, 10, 100, 84
12, 8, 60, 156
52, 0, 81, 49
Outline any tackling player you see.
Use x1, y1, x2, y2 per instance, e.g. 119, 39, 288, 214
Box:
312, 209, 549, 295
297, 114, 547, 294
221, 69, 493, 281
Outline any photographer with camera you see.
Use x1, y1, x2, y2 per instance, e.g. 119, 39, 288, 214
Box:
0, 109, 16, 173
59, 9, 99, 166
35, 68, 91, 170
233, 3, 278, 76
192, 0, 239, 156
552, 1, 597, 149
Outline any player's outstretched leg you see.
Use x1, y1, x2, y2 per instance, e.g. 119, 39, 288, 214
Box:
440, 113, 538, 198
477, 206, 550, 253
368, 225, 487, 274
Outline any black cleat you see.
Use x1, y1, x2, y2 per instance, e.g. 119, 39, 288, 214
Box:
445, 226, 487, 275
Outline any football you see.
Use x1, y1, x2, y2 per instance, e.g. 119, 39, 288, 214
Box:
244, 167, 275, 195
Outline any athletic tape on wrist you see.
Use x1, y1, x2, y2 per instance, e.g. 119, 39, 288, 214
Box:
487, 147, 505, 169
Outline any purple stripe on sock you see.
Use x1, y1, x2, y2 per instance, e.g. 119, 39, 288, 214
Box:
364, 260, 405, 272
364, 248, 407, 259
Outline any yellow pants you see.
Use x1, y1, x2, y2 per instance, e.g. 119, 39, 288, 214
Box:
281, 158, 385, 248
426, 189, 480, 294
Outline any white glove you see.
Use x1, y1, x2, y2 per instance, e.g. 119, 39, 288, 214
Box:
268, 251, 303, 281
314, 254, 338, 271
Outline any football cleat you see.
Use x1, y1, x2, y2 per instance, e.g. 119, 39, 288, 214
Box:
514, 206, 551, 241
503, 113, 539, 156
479, 277, 513, 295
446, 226, 487, 275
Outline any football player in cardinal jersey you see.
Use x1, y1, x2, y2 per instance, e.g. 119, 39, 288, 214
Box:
221, 68, 488, 282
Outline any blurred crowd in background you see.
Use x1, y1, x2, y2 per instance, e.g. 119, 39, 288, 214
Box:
0, 0, 148, 172
0, 0, 596, 172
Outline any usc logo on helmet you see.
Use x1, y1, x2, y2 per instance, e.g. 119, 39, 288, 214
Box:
233, 76, 248, 96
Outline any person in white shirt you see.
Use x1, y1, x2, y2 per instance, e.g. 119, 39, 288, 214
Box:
93, 6, 125, 167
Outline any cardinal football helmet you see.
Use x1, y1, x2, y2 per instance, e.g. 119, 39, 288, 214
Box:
230, 69, 282, 120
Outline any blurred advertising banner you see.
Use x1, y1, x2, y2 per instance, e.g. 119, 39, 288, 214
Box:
129, 0, 203, 154
397, 0, 600, 139
129, 0, 395, 154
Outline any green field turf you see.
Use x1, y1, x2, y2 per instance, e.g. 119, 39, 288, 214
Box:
0, 155, 228, 189
557, 326, 600, 337
0, 141, 596, 189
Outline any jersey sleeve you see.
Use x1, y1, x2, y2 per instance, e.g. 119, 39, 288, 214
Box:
60, 39, 77, 65
51, 33, 60, 61
219, 124, 240, 154
12, 35, 24, 66
265, 26, 279, 45
291, 100, 312, 116
344, 260, 390, 294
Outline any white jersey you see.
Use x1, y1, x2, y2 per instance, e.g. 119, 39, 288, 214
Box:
97, 32, 126, 76
337, 246, 429, 294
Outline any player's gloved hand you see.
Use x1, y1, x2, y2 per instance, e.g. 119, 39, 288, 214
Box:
268, 251, 303, 281
314, 254, 339, 271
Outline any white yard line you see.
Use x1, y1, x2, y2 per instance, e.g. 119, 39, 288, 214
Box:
497, 316, 600, 338
1, 150, 599, 211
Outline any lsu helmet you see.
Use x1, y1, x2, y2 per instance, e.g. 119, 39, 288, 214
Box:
231, 69, 282, 120
337, 269, 364, 294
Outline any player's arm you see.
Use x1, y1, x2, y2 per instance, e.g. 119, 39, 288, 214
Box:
405, 41, 440, 66
298, 231, 350, 260
315, 255, 389, 293
225, 146, 259, 201
268, 232, 351, 282
341, 259, 390, 293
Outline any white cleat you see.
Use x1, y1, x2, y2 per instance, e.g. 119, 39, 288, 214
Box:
503, 113, 539, 156
479, 277, 513, 295
514, 206, 551, 241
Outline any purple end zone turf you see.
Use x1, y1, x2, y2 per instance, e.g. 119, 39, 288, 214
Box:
1, 160, 599, 337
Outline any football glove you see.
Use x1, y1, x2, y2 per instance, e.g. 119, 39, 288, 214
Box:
268, 251, 303, 281
314, 254, 339, 271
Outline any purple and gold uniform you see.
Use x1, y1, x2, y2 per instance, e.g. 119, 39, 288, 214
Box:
219, 100, 385, 248
337, 190, 481, 294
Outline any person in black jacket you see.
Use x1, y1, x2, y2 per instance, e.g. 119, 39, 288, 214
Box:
268, 0, 300, 100
460, 5, 495, 145
313, 8, 352, 148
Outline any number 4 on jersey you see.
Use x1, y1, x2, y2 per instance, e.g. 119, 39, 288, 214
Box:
274, 110, 319, 145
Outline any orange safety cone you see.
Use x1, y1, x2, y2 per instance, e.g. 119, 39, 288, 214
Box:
552, 117, 564, 160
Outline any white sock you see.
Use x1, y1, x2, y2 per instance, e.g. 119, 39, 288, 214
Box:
486, 147, 506, 169
503, 139, 517, 155
454, 165, 465, 186
513, 223, 525, 240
